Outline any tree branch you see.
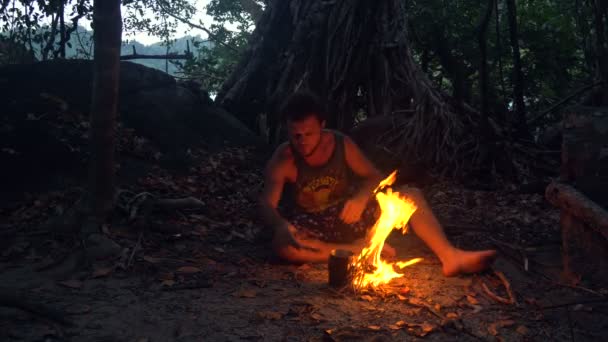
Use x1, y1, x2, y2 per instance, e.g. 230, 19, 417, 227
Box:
157, 4, 239, 53
527, 81, 604, 126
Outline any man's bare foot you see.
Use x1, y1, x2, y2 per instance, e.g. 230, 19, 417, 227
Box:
442, 249, 497, 277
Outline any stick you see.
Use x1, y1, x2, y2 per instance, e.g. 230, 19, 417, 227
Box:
527, 81, 604, 126
155, 197, 206, 210
162, 281, 213, 291
495, 271, 517, 304
481, 271, 516, 305
406, 298, 444, 320
127, 231, 143, 268
541, 298, 608, 310
545, 182, 608, 239
482, 282, 512, 305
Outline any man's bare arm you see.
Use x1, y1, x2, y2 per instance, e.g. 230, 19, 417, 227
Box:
259, 146, 290, 231
344, 136, 384, 199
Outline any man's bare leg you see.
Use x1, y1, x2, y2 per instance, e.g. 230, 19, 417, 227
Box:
400, 187, 496, 276
274, 235, 367, 264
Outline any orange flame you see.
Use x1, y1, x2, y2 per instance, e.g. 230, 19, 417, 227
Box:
351, 171, 423, 289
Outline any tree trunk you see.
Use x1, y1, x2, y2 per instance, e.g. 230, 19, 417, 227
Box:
59, 0, 66, 58
431, 28, 473, 105
494, 0, 507, 122
88, 0, 122, 222
216, 0, 484, 175
591, 0, 608, 104
505, 0, 528, 136
478, 0, 494, 121
42, 13, 59, 61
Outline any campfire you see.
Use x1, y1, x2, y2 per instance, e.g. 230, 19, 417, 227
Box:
350, 171, 423, 289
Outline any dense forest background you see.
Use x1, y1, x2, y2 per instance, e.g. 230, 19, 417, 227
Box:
1, 2, 607, 340
2, 0, 604, 118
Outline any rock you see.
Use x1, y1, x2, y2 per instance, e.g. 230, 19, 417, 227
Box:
0, 59, 260, 151
0, 60, 263, 199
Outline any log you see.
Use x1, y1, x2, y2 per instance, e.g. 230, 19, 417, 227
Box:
545, 181, 608, 239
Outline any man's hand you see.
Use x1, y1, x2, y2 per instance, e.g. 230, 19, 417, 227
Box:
339, 195, 369, 224
272, 222, 319, 252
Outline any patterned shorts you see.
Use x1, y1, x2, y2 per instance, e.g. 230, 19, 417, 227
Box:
286, 200, 379, 243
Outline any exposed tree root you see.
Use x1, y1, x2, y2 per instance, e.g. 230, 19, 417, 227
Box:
216, 0, 487, 176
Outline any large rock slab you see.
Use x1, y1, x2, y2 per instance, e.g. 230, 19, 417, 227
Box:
0, 59, 261, 151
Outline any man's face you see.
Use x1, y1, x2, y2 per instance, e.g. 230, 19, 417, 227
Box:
287, 115, 325, 157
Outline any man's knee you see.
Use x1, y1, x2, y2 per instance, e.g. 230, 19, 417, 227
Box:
273, 243, 300, 263
396, 185, 424, 202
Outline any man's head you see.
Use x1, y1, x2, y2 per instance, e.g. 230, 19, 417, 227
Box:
281, 91, 326, 157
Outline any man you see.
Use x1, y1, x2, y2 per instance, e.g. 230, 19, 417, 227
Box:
259, 91, 496, 276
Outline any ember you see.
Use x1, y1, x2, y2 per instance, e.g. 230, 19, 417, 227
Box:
351, 171, 423, 289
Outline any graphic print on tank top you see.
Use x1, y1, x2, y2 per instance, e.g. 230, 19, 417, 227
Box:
294, 131, 350, 213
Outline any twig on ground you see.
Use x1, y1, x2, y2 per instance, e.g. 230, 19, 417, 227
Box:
541, 298, 608, 310
127, 231, 144, 268
482, 270, 516, 305
161, 281, 213, 291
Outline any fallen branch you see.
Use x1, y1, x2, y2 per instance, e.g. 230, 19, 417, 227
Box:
118, 190, 206, 222
527, 81, 604, 126
162, 281, 213, 291
545, 181, 608, 239
406, 298, 444, 320
127, 230, 144, 268
155, 197, 206, 210
541, 298, 608, 310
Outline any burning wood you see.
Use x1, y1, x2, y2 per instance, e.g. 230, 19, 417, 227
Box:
350, 171, 423, 290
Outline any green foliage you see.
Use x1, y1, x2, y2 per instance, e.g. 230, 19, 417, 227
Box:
406, 0, 596, 123
175, 0, 262, 94
2, 0, 604, 121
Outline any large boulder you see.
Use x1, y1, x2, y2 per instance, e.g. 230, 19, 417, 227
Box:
0, 59, 260, 151
0, 60, 262, 202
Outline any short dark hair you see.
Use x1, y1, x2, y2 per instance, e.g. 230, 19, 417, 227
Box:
280, 90, 326, 123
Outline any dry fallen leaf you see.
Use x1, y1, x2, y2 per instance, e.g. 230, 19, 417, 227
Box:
407, 323, 436, 337
360, 295, 373, 302
466, 295, 479, 305
397, 294, 407, 301
256, 311, 283, 320
234, 289, 257, 298
161, 279, 176, 287
176, 266, 201, 274
446, 312, 459, 319
488, 319, 516, 336
59, 279, 83, 289
516, 325, 529, 335
367, 325, 381, 331
92, 267, 113, 278
469, 304, 483, 314
421, 323, 435, 334
395, 320, 407, 327
388, 324, 401, 330
310, 312, 324, 321
143, 255, 163, 264
65, 304, 91, 314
